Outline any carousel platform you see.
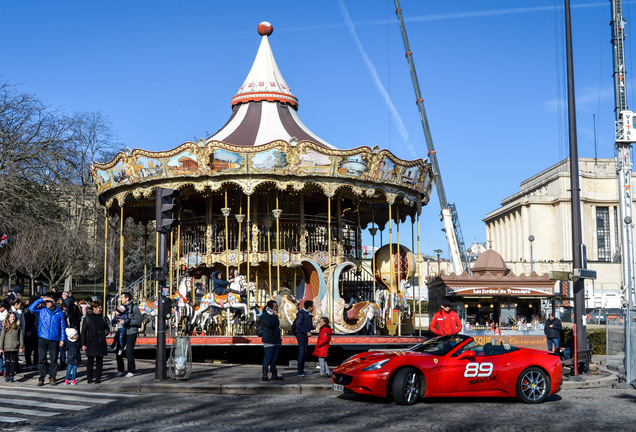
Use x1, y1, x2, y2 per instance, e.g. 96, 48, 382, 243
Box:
108, 334, 427, 348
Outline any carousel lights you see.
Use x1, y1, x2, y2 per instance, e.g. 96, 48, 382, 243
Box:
490, 304, 494, 308
271, 209, 282, 218
477, 303, 481, 308
235, 214, 245, 223
221, 207, 231, 218
464, 304, 468, 308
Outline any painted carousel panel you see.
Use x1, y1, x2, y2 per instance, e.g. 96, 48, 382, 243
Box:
166, 150, 201, 176
372, 157, 398, 183
111, 160, 133, 186
250, 148, 288, 172
296, 149, 334, 174
401, 165, 421, 187
135, 155, 165, 180
95, 169, 112, 191
337, 154, 369, 178
209, 149, 246, 173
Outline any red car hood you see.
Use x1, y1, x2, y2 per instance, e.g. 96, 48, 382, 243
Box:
336, 350, 421, 373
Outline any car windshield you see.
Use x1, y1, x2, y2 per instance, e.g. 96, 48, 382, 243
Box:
409, 335, 468, 356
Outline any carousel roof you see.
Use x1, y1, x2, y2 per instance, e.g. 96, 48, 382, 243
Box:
210, 22, 335, 149
90, 21, 435, 221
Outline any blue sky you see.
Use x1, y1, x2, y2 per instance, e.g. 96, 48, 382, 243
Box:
2, 1, 632, 259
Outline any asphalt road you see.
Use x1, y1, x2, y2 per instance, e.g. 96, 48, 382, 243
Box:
3, 384, 636, 432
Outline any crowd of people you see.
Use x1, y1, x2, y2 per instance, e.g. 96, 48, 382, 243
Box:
0, 286, 141, 385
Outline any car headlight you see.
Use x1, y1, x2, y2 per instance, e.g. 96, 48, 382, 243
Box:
361, 358, 390, 371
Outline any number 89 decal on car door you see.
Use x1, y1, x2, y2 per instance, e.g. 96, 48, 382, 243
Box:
464, 362, 494, 377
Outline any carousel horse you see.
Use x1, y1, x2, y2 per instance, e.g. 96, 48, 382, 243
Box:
328, 261, 382, 334
139, 299, 158, 335
193, 290, 248, 333
289, 259, 380, 334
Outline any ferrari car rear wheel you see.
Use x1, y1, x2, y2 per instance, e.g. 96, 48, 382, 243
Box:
391, 368, 422, 405
516, 367, 550, 404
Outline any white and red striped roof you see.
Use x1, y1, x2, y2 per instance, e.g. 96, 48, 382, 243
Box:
210, 22, 335, 149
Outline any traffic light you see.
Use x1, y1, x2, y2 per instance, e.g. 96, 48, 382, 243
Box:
155, 188, 181, 233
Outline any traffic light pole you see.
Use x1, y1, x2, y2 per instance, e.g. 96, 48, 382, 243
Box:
155, 229, 168, 381
564, 0, 587, 373
154, 187, 181, 381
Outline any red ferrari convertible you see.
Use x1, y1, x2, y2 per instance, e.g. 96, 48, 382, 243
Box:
332, 334, 563, 405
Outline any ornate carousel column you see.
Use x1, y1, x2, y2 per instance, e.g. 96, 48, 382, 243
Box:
328, 195, 333, 326
337, 196, 342, 257
206, 193, 213, 275
143, 225, 149, 300
222, 190, 231, 275
236, 211, 245, 274
388, 200, 395, 335
273, 193, 282, 292
103, 209, 108, 308
266, 198, 273, 297
416, 211, 422, 337
246, 193, 251, 310
369, 221, 378, 304
119, 205, 124, 302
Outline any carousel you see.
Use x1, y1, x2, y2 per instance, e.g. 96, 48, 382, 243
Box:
90, 22, 435, 340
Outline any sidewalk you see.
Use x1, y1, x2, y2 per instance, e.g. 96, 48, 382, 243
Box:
9, 354, 618, 395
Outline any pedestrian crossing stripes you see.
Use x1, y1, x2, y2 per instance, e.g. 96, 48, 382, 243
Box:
0, 385, 139, 425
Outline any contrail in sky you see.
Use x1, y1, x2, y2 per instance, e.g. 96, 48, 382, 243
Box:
337, 0, 414, 156
281, 1, 615, 33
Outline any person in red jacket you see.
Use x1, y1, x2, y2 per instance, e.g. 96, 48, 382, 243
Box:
312, 317, 333, 377
430, 299, 462, 336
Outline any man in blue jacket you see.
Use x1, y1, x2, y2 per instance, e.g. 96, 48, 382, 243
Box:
28, 296, 66, 386
294, 300, 314, 377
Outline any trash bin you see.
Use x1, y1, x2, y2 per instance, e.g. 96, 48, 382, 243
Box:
168, 336, 192, 380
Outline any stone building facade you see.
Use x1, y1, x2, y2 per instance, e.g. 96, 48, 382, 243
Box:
483, 158, 633, 309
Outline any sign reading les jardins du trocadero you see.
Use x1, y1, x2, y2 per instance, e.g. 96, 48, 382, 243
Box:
444, 287, 555, 296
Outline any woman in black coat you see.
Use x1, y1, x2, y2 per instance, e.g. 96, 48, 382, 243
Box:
260, 300, 283, 382
81, 301, 109, 384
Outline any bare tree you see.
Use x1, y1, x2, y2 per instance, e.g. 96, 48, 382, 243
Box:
0, 81, 119, 290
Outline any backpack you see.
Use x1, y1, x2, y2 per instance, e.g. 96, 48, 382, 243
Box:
291, 314, 298, 334
257, 318, 264, 337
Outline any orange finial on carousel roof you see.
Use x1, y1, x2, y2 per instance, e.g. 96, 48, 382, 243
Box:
257, 21, 273, 36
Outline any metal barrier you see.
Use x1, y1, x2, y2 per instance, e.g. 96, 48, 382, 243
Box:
606, 308, 636, 383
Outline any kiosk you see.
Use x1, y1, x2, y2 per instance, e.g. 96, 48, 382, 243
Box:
427, 250, 556, 349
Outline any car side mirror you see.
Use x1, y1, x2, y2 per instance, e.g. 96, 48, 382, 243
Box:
457, 350, 476, 360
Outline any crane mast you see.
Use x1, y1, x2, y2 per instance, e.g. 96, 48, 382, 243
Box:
610, 0, 635, 384
394, 0, 468, 275
611, 0, 635, 311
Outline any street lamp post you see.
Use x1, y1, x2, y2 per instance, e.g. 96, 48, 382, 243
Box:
434, 249, 443, 275
529, 235, 535, 273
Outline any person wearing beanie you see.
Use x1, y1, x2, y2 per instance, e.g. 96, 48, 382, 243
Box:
62, 327, 81, 385
430, 299, 462, 336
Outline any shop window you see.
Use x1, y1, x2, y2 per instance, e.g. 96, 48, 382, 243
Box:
596, 207, 611, 262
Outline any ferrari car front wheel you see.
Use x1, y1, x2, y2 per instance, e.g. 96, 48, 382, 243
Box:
516, 367, 550, 404
391, 368, 423, 405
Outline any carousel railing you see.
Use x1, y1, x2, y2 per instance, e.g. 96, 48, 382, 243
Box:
339, 265, 377, 302
106, 269, 153, 316
178, 213, 360, 260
